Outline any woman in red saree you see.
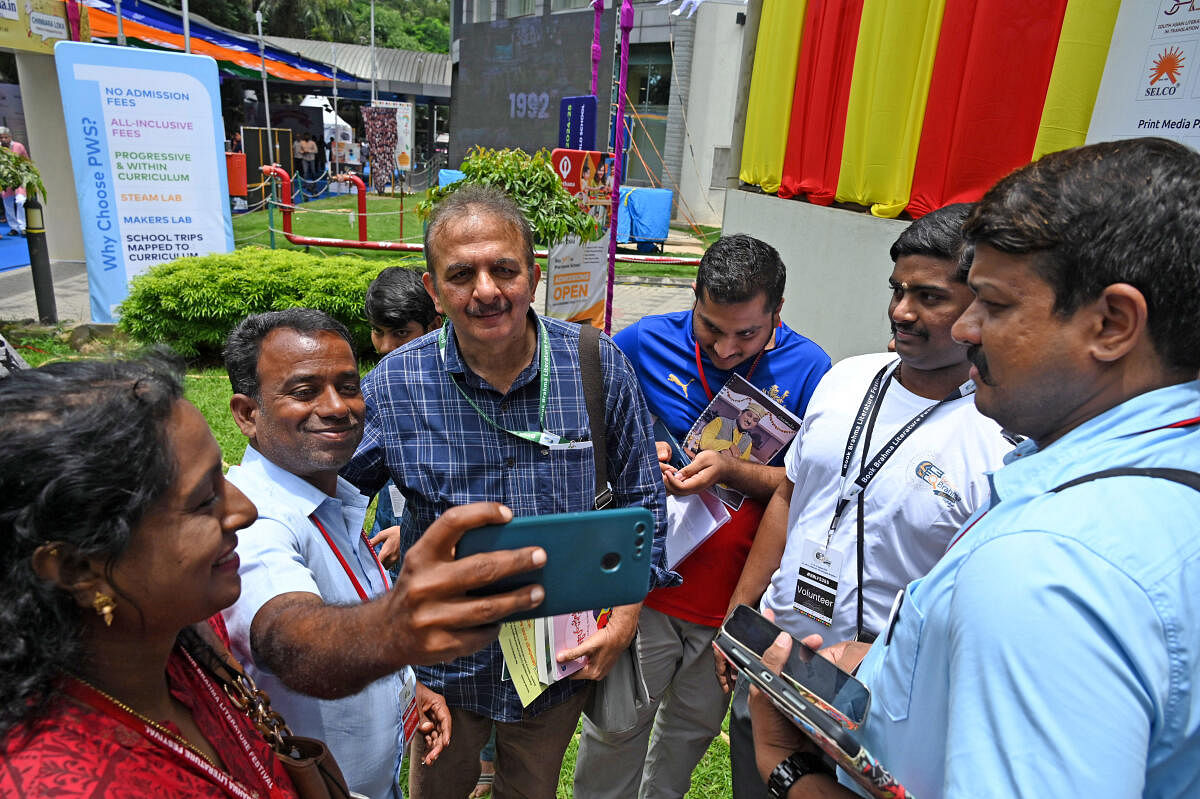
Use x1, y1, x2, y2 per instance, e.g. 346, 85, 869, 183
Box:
0, 353, 300, 798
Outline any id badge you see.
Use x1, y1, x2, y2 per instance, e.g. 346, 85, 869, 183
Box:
399, 668, 419, 745
548, 439, 593, 451
386, 483, 407, 518
792, 538, 842, 627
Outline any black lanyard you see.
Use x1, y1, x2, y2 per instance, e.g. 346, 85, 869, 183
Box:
828, 360, 975, 640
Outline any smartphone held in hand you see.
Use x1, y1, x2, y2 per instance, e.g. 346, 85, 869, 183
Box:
455, 507, 654, 623
715, 605, 915, 799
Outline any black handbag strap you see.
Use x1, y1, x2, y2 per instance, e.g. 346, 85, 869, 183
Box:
579, 324, 612, 509
1051, 467, 1200, 493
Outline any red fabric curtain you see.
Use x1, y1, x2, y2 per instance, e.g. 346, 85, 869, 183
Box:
777, 0, 865, 204
905, 0, 1069, 217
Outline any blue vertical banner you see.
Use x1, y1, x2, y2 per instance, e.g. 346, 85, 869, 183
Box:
54, 41, 233, 323
559, 95, 597, 151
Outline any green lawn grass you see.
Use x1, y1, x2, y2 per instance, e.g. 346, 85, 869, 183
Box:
232, 193, 701, 280
4, 327, 735, 797
675, 222, 722, 250
233, 192, 428, 259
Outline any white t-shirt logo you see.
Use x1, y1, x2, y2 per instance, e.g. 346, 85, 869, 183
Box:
914, 459, 962, 507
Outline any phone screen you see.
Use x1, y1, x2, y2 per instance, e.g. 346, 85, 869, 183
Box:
724, 605, 870, 727
652, 418, 691, 469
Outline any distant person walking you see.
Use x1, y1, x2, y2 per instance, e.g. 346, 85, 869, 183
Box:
299, 134, 318, 181
0, 127, 29, 236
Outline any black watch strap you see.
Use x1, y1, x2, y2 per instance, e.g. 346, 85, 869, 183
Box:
767, 751, 834, 798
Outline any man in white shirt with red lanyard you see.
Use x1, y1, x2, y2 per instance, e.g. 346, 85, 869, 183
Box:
220, 308, 552, 799
723, 204, 1014, 797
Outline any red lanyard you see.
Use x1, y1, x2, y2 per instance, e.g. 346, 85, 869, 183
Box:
310, 514, 390, 602
64, 663, 286, 799
693, 340, 766, 402
180, 648, 283, 798
946, 508, 990, 551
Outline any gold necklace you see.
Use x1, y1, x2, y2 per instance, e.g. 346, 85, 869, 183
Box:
67, 674, 223, 771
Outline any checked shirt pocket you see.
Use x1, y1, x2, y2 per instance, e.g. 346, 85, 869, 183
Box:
544, 441, 598, 512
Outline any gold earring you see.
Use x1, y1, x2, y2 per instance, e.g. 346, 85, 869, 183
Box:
91, 593, 116, 627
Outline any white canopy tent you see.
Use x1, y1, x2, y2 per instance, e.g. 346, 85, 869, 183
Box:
300, 95, 353, 144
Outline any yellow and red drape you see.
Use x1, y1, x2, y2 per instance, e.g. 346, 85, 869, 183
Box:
741, 0, 1121, 218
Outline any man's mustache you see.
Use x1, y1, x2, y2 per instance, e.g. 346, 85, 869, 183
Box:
891, 321, 926, 339
968, 345, 994, 385
466, 299, 512, 317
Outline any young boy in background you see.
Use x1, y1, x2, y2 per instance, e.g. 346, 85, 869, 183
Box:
363, 265, 497, 797
364, 266, 440, 564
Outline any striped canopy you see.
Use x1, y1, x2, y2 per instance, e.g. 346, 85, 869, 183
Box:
86, 0, 367, 84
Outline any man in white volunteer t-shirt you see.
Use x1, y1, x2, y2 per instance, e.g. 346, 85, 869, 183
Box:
721, 203, 1015, 797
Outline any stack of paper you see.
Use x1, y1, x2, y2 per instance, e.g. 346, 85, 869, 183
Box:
499, 610, 601, 706
665, 491, 732, 569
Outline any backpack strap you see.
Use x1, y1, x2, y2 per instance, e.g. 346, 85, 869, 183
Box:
1051, 467, 1200, 493
579, 324, 613, 509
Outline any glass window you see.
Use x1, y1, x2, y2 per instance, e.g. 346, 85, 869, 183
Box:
621, 44, 672, 187
505, 0, 536, 16
472, 0, 495, 22
551, 0, 592, 11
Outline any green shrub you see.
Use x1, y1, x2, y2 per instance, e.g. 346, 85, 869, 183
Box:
118, 248, 423, 357
418, 146, 600, 246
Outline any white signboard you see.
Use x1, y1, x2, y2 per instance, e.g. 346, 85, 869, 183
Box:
546, 236, 609, 327
1088, 0, 1200, 151
397, 101, 413, 171
55, 42, 233, 323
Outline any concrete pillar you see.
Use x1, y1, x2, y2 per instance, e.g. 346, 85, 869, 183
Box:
15, 51, 85, 265
663, 13, 693, 215
678, 2, 745, 227
726, 0, 762, 194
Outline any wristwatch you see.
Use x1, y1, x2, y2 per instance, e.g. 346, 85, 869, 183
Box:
767, 751, 834, 798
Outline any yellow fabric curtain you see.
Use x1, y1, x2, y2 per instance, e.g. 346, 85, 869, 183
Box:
739, 0, 808, 194
1032, 0, 1121, 160
835, 0, 946, 218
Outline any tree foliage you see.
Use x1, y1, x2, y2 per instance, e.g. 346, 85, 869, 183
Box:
0, 148, 45, 201
361, 0, 449, 52
417, 147, 602, 248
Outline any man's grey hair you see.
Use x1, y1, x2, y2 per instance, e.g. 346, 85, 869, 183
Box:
422, 184, 535, 280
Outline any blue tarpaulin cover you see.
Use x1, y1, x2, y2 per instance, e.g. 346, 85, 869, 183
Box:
615, 186, 672, 245
438, 169, 466, 188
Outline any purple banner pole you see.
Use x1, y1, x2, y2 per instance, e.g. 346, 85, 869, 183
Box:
605, 0, 634, 335
590, 0, 604, 96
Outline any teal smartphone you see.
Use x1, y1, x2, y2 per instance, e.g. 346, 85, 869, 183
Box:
454, 507, 654, 622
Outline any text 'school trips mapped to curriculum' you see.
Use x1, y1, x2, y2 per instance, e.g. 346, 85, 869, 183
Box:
77, 78, 225, 274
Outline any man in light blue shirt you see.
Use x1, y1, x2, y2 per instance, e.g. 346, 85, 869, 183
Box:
220, 308, 553, 798
747, 137, 1200, 799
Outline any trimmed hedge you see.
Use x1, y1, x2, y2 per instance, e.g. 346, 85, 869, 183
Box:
118, 248, 424, 357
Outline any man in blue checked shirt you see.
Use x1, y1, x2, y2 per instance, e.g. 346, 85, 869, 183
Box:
343, 183, 676, 799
